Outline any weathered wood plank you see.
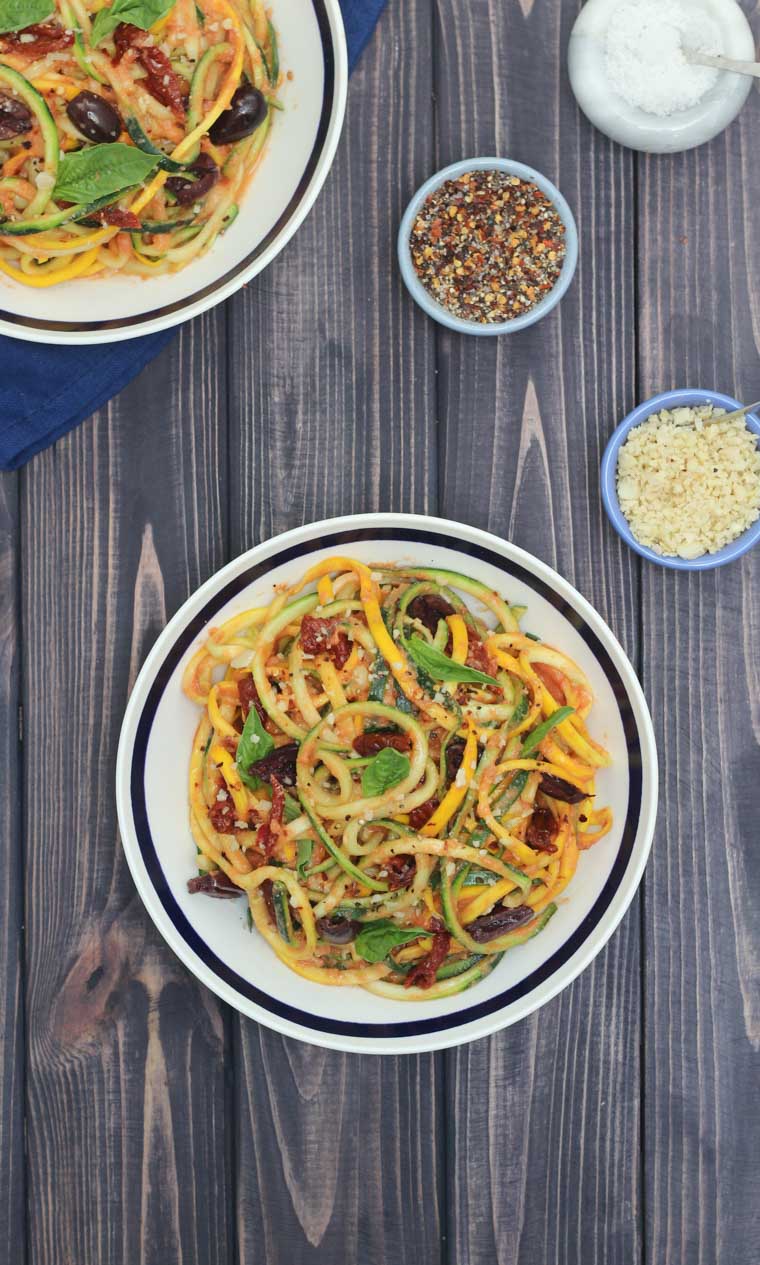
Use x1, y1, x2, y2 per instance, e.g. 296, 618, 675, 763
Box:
637, 83, 760, 1265
434, 2, 642, 1262
0, 470, 26, 1264
226, 0, 438, 543
227, 6, 444, 1263
20, 313, 234, 1265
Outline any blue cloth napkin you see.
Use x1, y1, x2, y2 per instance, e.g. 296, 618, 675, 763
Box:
0, 0, 387, 471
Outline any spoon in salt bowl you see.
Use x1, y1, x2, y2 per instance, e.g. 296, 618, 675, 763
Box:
683, 48, 760, 80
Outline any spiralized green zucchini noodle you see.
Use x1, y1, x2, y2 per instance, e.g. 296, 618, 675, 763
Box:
182, 556, 614, 1000
0, 0, 279, 284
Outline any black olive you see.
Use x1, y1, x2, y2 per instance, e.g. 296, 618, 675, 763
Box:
316, 915, 360, 945
66, 91, 122, 144
0, 94, 33, 141
407, 592, 456, 635
538, 773, 589, 804
165, 152, 219, 206
209, 84, 267, 145
468, 904, 534, 944
187, 871, 243, 899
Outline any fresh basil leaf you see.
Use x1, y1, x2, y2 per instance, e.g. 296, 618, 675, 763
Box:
296, 838, 313, 879
403, 635, 500, 688
520, 706, 574, 758
52, 143, 159, 206
91, 0, 176, 45
237, 702, 275, 790
0, 0, 52, 32
354, 919, 429, 964
361, 747, 410, 798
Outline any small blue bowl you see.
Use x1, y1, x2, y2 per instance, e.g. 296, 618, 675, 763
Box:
397, 157, 579, 336
601, 388, 760, 571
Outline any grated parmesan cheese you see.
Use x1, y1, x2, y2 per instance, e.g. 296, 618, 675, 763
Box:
616, 405, 760, 559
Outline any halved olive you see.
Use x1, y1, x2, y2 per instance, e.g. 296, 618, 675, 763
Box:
0, 94, 33, 140
316, 915, 360, 945
208, 84, 267, 145
165, 152, 219, 206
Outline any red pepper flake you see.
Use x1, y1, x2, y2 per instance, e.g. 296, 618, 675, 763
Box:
409, 171, 566, 324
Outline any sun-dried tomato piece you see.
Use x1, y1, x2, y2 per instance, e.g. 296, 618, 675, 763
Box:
539, 773, 588, 804
250, 742, 299, 788
97, 207, 141, 229
257, 775, 286, 858
384, 855, 416, 891
352, 730, 411, 757
300, 615, 352, 669
113, 23, 186, 118
0, 21, 74, 54
525, 804, 559, 853
404, 917, 450, 989
237, 674, 269, 726
466, 635, 498, 678
209, 797, 239, 835
408, 797, 438, 830
407, 593, 455, 635
187, 870, 242, 898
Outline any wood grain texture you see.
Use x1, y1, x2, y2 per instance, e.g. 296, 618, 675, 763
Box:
5, 0, 760, 1262
19, 314, 234, 1265
636, 51, 760, 1265
0, 471, 26, 1264
434, 3, 642, 1263
226, 0, 438, 545
227, 6, 444, 1263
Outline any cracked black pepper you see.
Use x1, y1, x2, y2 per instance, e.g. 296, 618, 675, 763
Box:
410, 170, 567, 323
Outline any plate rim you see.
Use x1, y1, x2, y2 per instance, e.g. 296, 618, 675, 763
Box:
0, 0, 348, 345
116, 512, 659, 1054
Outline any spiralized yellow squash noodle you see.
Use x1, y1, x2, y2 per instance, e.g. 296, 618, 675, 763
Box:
0, 0, 278, 284
182, 557, 614, 1000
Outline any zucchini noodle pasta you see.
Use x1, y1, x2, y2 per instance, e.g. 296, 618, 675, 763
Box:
182, 557, 613, 1000
0, 0, 279, 284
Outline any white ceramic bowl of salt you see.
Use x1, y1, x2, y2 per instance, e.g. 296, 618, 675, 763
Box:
568, 0, 755, 154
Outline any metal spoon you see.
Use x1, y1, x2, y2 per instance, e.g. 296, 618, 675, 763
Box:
683, 48, 760, 80
707, 400, 760, 423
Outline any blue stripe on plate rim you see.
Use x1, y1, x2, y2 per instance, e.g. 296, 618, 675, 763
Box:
0, 0, 337, 335
128, 526, 643, 1039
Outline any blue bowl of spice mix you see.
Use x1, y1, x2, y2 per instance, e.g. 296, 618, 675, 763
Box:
398, 157, 578, 335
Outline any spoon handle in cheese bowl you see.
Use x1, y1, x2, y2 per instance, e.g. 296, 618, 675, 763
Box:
711, 400, 760, 423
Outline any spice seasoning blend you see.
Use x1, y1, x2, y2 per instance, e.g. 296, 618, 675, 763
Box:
409, 170, 567, 324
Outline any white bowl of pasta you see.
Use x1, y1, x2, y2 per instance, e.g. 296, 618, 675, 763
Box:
0, 0, 346, 342
116, 514, 658, 1054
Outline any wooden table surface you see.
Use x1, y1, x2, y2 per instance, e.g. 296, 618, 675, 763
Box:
2, 2, 759, 1262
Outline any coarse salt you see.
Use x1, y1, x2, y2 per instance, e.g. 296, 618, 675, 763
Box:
605, 0, 721, 117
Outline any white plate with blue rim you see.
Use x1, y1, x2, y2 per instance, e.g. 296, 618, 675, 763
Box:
116, 513, 658, 1054
0, 0, 347, 344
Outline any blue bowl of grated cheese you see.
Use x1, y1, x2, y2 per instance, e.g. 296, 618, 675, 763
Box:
601, 388, 760, 570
